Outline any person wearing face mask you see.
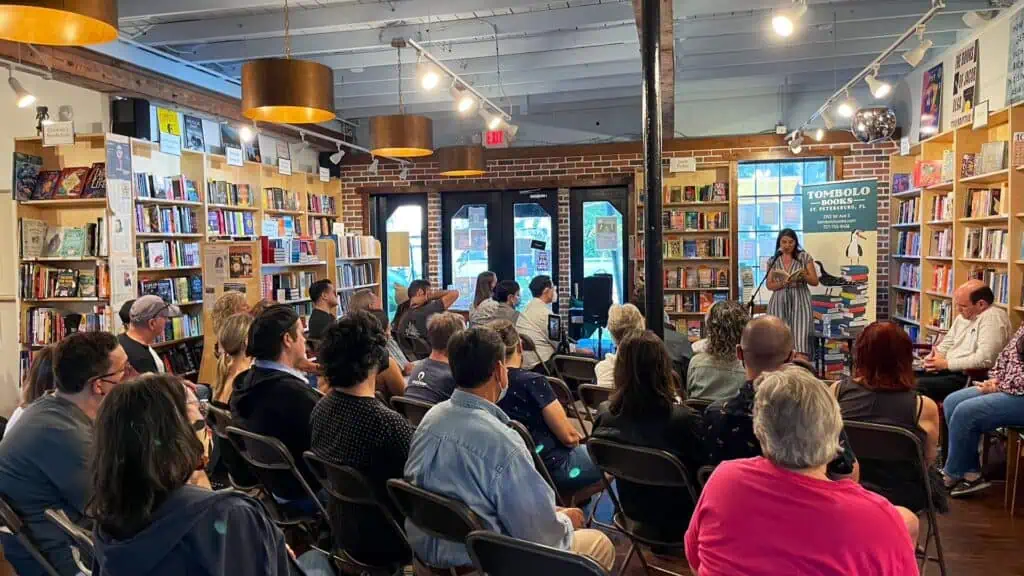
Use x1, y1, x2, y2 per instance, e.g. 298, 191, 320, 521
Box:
517, 275, 560, 370
403, 326, 615, 573
468, 279, 521, 327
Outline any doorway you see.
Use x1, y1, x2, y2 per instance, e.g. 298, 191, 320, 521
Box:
371, 194, 429, 319
569, 188, 630, 306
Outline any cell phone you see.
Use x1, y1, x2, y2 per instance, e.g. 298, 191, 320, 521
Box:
548, 314, 562, 341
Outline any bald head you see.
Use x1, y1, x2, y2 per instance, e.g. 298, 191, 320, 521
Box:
955, 279, 993, 321
739, 315, 794, 378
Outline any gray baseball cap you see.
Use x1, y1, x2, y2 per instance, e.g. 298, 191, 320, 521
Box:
130, 294, 182, 324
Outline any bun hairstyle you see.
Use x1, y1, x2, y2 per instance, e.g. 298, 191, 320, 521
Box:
492, 280, 521, 304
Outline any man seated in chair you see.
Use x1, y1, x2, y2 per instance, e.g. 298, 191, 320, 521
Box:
704, 315, 859, 481
403, 326, 615, 572
404, 312, 464, 404
395, 280, 459, 357
917, 280, 1011, 402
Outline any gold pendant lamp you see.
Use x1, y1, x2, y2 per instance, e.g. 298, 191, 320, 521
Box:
438, 145, 485, 177
0, 0, 118, 46
370, 40, 433, 158
241, 0, 335, 124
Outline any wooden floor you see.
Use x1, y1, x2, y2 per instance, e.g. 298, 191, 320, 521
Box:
610, 487, 1024, 575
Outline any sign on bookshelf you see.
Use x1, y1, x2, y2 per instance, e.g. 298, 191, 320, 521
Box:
42, 121, 74, 146
319, 167, 330, 182
226, 146, 244, 167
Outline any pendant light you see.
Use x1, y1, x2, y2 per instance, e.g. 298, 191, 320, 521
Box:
242, 0, 335, 124
370, 41, 434, 158
438, 146, 486, 177
0, 0, 118, 46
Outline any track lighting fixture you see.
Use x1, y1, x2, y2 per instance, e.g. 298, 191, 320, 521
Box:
788, 131, 804, 154
8, 70, 35, 109
962, 11, 994, 29
481, 109, 504, 131
864, 67, 891, 99
837, 92, 857, 118
451, 83, 477, 115
807, 128, 825, 142
821, 109, 835, 130
296, 132, 311, 154
367, 157, 379, 175
399, 165, 410, 180
772, 0, 807, 38
329, 142, 345, 165
902, 27, 933, 68
418, 60, 441, 91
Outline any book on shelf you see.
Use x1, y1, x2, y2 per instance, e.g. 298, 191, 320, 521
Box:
263, 187, 300, 211
897, 262, 921, 289
978, 141, 1008, 174
13, 153, 43, 201
307, 194, 337, 215
903, 325, 921, 344
260, 237, 319, 265
336, 235, 380, 259
930, 299, 952, 330
892, 174, 911, 194
1014, 132, 1024, 168
17, 161, 104, 200
913, 159, 944, 188
309, 216, 335, 237
894, 230, 920, 256
969, 267, 1009, 305
929, 194, 953, 221
155, 311, 203, 344
940, 150, 955, 183
896, 197, 918, 224
24, 306, 110, 346
662, 181, 729, 203
961, 153, 977, 179
136, 240, 200, 269
662, 209, 728, 231
158, 339, 203, 377
264, 215, 303, 238
686, 320, 703, 341
55, 167, 90, 198
932, 264, 953, 294
20, 217, 107, 259
207, 209, 255, 237
139, 275, 203, 304
206, 180, 253, 207
135, 205, 199, 235
929, 229, 952, 258
962, 227, 1008, 260
964, 186, 1006, 217
894, 292, 921, 321
262, 271, 316, 302
135, 173, 200, 202
339, 262, 377, 288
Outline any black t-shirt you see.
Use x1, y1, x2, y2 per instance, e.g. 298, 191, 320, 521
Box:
497, 368, 569, 469
118, 333, 161, 374
397, 300, 445, 341
307, 308, 335, 341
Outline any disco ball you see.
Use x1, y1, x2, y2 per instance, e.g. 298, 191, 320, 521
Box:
850, 107, 897, 143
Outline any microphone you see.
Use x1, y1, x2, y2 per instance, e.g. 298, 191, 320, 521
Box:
769, 249, 783, 263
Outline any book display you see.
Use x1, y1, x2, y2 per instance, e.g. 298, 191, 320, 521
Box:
889, 103, 1024, 342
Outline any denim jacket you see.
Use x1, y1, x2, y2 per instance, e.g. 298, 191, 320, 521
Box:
403, 389, 574, 568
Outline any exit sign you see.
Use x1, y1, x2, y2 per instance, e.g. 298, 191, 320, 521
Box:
483, 130, 508, 149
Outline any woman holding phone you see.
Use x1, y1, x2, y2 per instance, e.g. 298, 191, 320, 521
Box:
766, 228, 819, 359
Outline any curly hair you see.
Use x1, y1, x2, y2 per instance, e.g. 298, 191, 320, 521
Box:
212, 291, 249, 336
705, 300, 749, 359
319, 310, 389, 389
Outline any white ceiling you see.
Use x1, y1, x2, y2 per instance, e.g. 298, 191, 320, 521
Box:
116, 0, 997, 119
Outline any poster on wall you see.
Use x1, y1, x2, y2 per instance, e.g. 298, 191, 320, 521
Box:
920, 64, 943, 139
183, 116, 205, 152
111, 255, 138, 332
1008, 10, 1024, 105
952, 40, 979, 129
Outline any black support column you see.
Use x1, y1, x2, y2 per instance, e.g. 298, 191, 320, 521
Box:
641, 0, 664, 338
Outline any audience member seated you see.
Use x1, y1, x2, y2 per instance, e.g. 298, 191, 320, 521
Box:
395, 280, 459, 350
119, 295, 181, 374
686, 365, 919, 575
306, 279, 338, 341
834, 322, 945, 513
214, 313, 253, 405
687, 301, 749, 401
595, 303, 645, 388
208, 291, 250, 363
491, 320, 601, 494
404, 312, 465, 404
229, 305, 322, 500
630, 283, 693, 377
517, 275, 561, 370
6, 345, 56, 431
917, 280, 1010, 402
0, 332, 129, 576
941, 322, 1024, 498
89, 374, 304, 576
469, 280, 521, 327
704, 315, 857, 479
471, 271, 498, 314
404, 327, 615, 572
349, 289, 412, 375
592, 331, 705, 540
311, 311, 415, 568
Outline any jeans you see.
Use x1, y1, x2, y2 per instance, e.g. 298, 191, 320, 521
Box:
548, 445, 603, 494
942, 386, 1024, 478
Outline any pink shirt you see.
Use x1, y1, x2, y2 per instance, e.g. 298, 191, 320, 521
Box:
685, 457, 917, 576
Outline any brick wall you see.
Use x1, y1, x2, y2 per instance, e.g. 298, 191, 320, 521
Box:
339, 138, 896, 318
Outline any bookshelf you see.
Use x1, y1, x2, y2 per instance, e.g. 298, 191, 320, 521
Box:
889, 101, 1024, 342
320, 236, 383, 318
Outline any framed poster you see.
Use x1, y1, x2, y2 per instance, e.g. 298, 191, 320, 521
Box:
952, 40, 979, 129
920, 64, 942, 139
1008, 9, 1024, 105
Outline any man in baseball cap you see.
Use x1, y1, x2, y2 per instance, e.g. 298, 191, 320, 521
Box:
119, 295, 182, 375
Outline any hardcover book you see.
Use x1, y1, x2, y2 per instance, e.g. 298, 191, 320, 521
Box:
20, 218, 47, 259
82, 163, 106, 198
55, 167, 90, 198
13, 153, 42, 201
33, 170, 60, 199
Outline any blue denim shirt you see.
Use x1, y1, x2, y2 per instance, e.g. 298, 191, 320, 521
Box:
404, 389, 574, 568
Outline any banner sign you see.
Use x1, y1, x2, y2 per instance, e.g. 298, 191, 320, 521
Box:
801, 178, 878, 233
952, 40, 979, 129
1009, 9, 1024, 105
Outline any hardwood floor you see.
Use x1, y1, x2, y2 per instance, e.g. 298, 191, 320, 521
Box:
609, 487, 1024, 575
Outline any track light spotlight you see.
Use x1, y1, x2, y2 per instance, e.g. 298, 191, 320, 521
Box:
399, 165, 410, 180
8, 70, 35, 109
481, 109, 503, 131
296, 133, 311, 154
451, 83, 477, 115
962, 11, 994, 29
367, 157, 379, 175
864, 67, 891, 99
821, 109, 835, 130
772, 0, 808, 38
419, 61, 441, 91
505, 123, 520, 138
329, 143, 345, 165
902, 27, 933, 68
837, 92, 857, 118
788, 132, 804, 154
806, 128, 825, 142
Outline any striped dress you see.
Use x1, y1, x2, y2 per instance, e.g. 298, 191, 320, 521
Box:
767, 251, 813, 356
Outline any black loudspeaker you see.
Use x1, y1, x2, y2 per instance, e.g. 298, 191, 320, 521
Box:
110, 97, 152, 140
582, 274, 613, 326
318, 152, 342, 178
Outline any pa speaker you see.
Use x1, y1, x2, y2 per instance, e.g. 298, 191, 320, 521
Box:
582, 274, 613, 326
110, 97, 152, 140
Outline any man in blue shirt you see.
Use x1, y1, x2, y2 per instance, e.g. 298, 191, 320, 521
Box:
403, 326, 614, 572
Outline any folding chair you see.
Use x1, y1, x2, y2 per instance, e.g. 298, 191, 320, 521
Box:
578, 384, 613, 430
466, 530, 610, 576
547, 376, 589, 436
0, 495, 61, 576
520, 334, 550, 376
386, 479, 484, 575
587, 438, 698, 576
44, 509, 92, 576
224, 426, 327, 529
843, 421, 947, 576
302, 452, 411, 576
553, 355, 598, 388
204, 404, 260, 492
390, 396, 435, 426
683, 398, 713, 414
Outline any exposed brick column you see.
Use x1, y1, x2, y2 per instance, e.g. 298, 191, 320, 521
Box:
427, 192, 442, 288
558, 188, 571, 324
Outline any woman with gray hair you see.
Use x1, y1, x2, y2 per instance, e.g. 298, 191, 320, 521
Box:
685, 365, 919, 575
595, 303, 645, 388
686, 300, 749, 400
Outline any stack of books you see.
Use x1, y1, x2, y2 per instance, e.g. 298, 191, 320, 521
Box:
263, 188, 300, 211
262, 271, 315, 303
24, 306, 110, 345
970, 267, 1009, 305
206, 181, 253, 206
930, 299, 952, 331
155, 311, 203, 344
932, 264, 953, 294
896, 197, 919, 224
821, 339, 850, 380
207, 209, 256, 237
261, 237, 319, 265
139, 275, 202, 304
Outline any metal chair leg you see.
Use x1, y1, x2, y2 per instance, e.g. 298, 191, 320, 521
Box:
927, 507, 948, 576
615, 543, 636, 576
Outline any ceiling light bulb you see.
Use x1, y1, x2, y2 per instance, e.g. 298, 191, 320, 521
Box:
367, 157, 379, 175
837, 94, 857, 118
903, 38, 933, 68
8, 74, 35, 109
772, 1, 807, 38
487, 114, 503, 130
239, 125, 255, 143
457, 94, 476, 114
329, 143, 345, 165
421, 68, 440, 91
789, 135, 803, 154
808, 128, 824, 142
865, 70, 891, 99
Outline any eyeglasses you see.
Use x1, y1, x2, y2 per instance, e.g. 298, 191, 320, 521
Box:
90, 361, 137, 386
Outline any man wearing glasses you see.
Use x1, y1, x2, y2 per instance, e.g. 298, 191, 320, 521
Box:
0, 331, 130, 576
119, 294, 182, 375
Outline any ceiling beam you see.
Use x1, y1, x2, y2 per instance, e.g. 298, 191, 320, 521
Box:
634, 0, 675, 130
672, 0, 990, 19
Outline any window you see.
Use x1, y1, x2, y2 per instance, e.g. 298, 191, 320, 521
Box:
737, 159, 831, 304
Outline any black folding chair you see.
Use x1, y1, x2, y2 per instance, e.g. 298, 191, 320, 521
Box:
578, 384, 613, 429
0, 495, 61, 576
44, 509, 92, 576
204, 404, 261, 492
302, 451, 411, 576
587, 438, 698, 576
553, 355, 598, 387
390, 396, 435, 426
386, 479, 484, 575
224, 426, 327, 528
696, 465, 716, 489
521, 335, 550, 376
466, 530, 610, 576
546, 376, 590, 437
843, 421, 947, 576
683, 398, 713, 413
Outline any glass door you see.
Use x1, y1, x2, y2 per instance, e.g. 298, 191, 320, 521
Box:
441, 192, 501, 312
371, 194, 428, 318
570, 188, 629, 306
503, 189, 558, 310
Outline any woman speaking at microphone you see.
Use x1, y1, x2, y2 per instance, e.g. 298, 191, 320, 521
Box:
766, 228, 819, 360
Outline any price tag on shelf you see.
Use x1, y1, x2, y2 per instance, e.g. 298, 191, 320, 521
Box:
279, 158, 292, 175
319, 167, 330, 182
225, 146, 244, 167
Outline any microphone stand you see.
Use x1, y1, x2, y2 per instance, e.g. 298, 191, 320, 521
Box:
747, 252, 782, 316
